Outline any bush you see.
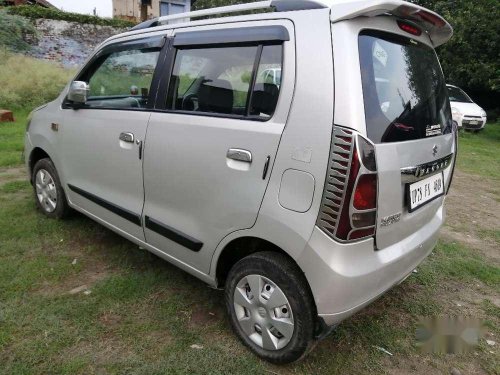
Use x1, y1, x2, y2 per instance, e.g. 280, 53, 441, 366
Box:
0, 49, 75, 110
0, 9, 37, 51
487, 108, 499, 123
6, 5, 135, 28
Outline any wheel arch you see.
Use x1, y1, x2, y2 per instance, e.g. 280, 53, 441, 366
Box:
214, 236, 310, 291
28, 147, 52, 182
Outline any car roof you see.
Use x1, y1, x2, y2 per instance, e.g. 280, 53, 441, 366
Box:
106, 0, 452, 48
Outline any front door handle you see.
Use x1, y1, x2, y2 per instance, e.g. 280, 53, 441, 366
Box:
119, 132, 135, 143
227, 148, 252, 163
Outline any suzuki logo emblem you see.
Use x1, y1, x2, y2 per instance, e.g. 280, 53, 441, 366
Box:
432, 145, 438, 157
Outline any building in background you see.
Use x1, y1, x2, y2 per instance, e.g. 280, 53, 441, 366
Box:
112, 0, 193, 22
3, 0, 56, 7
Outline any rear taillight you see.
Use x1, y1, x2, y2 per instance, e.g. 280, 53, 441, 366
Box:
316, 127, 378, 243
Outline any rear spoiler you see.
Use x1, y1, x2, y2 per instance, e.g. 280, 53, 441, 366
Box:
329, 0, 453, 47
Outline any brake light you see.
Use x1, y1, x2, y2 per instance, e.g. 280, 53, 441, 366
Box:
397, 20, 422, 36
353, 174, 377, 210
316, 128, 378, 243
336, 134, 378, 241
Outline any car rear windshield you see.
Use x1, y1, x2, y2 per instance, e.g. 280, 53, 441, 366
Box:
359, 30, 452, 143
447, 86, 473, 103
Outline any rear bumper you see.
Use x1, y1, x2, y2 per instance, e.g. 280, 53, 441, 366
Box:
298, 205, 444, 326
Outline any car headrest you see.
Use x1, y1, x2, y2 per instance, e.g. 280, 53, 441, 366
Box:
250, 83, 279, 117
198, 79, 234, 114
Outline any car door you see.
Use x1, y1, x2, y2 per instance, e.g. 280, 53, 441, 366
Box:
142, 21, 295, 273
60, 36, 166, 240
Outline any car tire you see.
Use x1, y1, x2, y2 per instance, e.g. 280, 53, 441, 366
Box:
225, 251, 316, 364
32, 158, 71, 219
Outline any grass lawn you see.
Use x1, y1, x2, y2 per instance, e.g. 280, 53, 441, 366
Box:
0, 110, 29, 168
0, 112, 499, 374
457, 124, 500, 181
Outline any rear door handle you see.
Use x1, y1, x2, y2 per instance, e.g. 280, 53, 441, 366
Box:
227, 148, 252, 163
119, 132, 135, 143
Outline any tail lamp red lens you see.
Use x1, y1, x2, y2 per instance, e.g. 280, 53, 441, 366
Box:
349, 228, 375, 240
397, 20, 422, 36
353, 174, 377, 210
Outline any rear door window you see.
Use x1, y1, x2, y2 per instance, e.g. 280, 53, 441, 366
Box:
359, 30, 452, 143
250, 45, 283, 118
166, 44, 283, 119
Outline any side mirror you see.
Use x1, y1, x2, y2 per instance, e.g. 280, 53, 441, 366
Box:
67, 81, 89, 104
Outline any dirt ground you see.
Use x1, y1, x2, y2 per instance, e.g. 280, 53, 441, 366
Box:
0, 165, 498, 374
381, 170, 500, 374
442, 170, 500, 263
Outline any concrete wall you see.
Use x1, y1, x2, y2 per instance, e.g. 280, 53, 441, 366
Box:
27, 19, 126, 68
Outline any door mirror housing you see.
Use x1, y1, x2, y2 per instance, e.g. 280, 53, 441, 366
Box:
67, 81, 89, 104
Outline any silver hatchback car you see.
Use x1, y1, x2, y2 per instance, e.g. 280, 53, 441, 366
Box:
24, 0, 457, 363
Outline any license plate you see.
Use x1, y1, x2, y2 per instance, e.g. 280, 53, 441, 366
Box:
407, 172, 444, 212
469, 120, 478, 125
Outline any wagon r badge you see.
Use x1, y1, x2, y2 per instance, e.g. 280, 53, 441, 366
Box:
381, 213, 402, 227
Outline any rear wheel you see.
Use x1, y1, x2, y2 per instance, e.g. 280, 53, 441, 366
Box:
33, 158, 70, 219
225, 252, 316, 364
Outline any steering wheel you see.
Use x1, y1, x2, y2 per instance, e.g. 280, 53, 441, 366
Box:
182, 93, 199, 111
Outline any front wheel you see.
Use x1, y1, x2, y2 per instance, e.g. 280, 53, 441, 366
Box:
225, 252, 316, 364
32, 158, 70, 219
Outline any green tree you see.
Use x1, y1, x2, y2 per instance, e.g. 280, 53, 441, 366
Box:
411, 0, 499, 91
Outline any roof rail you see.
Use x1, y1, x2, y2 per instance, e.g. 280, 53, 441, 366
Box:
160, 0, 271, 24
131, 0, 329, 30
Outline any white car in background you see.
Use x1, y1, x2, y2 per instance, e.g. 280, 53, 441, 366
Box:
261, 67, 282, 86
447, 84, 487, 132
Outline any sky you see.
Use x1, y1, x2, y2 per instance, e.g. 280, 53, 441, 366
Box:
49, 0, 113, 18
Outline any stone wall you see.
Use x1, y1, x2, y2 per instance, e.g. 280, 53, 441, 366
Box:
27, 19, 127, 68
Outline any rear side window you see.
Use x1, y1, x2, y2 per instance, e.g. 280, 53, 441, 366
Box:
359, 30, 452, 143
250, 45, 283, 118
166, 44, 283, 120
